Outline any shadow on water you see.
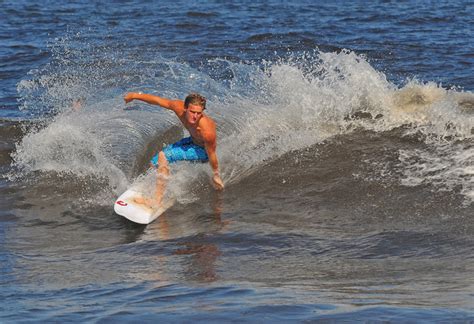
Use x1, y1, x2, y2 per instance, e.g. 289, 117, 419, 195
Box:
137, 191, 228, 283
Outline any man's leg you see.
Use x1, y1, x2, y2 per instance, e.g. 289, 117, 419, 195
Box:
134, 150, 170, 208
154, 151, 170, 206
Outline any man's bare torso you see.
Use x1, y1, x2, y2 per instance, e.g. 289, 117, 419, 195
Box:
178, 113, 212, 147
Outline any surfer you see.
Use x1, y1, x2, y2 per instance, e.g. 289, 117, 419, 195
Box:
124, 92, 224, 206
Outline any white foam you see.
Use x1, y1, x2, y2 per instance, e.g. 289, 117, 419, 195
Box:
12, 45, 474, 203
398, 145, 474, 204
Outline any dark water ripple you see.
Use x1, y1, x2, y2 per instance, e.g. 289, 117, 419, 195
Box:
2, 274, 473, 322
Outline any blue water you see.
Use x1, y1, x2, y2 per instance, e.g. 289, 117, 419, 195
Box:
1, 0, 473, 322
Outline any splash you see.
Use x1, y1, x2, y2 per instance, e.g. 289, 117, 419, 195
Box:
214, 51, 473, 205
10, 111, 127, 191
11, 34, 474, 204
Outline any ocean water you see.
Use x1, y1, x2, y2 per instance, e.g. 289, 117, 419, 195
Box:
1, 0, 473, 322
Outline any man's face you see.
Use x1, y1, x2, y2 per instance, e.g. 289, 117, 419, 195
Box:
185, 104, 204, 125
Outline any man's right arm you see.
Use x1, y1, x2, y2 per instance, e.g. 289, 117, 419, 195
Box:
124, 92, 183, 113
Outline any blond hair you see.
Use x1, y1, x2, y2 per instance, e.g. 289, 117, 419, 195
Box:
184, 93, 206, 109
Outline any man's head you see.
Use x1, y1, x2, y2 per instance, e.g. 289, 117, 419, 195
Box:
184, 93, 206, 110
184, 93, 206, 125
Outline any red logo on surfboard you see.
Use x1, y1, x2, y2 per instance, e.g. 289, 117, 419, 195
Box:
116, 200, 128, 206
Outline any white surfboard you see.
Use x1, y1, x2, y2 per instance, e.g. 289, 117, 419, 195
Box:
114, 189, 174, 224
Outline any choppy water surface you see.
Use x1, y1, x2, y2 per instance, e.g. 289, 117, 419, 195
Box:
1, 0, 473, 322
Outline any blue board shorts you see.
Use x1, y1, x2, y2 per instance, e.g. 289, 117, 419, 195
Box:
150, 137, 208, 166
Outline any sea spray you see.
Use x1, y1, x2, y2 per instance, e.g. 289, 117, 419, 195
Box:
11, 40, 474, 203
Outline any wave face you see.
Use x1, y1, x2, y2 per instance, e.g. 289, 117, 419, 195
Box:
10, 39, 474, 204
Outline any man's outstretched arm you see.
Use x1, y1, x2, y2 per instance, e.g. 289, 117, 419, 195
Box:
124, 92, 183, 113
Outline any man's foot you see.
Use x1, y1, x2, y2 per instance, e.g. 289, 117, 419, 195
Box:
133, 196, 159, 210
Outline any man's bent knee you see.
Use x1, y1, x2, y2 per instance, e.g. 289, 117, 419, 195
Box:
158, 151, 167, 162
157, 151, 169, 174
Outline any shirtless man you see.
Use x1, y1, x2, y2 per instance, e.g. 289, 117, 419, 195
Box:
124, 92, 224, 206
